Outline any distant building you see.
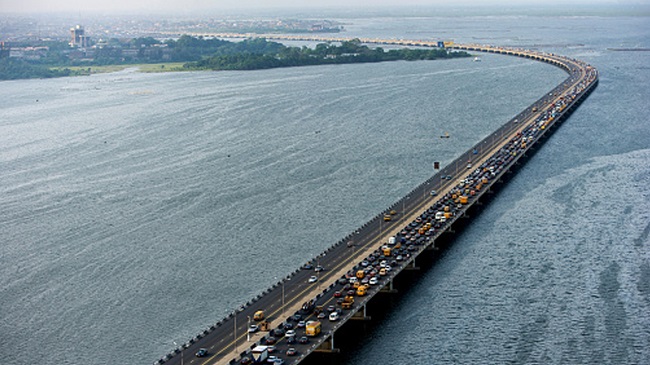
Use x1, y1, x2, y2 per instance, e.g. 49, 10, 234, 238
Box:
0, 41, 9, 58
70, 25, 91, 48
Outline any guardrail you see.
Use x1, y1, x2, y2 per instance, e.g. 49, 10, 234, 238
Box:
154, 38, 597, 365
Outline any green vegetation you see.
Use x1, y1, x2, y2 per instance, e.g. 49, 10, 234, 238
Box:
187, 38, 471, 71
1, 36, 470, 80
0, 58, 76, 80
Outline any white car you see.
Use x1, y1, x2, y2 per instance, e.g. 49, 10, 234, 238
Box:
369, 277, 379, 285
308, 276, 318, 283
329, 312, 339, 321
248, 325, 259, 333
285, 329, 296, 337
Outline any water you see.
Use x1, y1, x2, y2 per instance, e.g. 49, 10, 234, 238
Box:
1, 11, 649, 365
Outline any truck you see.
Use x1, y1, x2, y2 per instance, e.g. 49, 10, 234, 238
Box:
305, 321, 321, 336
251, 345, 269, 364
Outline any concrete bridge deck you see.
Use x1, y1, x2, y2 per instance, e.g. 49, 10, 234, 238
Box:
154, 34, 598, 365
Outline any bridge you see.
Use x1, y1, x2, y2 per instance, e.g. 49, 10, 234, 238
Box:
153, 34, 598, 365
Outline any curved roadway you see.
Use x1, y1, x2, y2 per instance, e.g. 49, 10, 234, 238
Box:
154, 35, 598, 365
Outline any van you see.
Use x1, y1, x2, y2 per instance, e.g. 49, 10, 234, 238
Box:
388, 236, 396, 245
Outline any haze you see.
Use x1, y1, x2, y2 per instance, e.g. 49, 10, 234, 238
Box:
0, 0, 639, 14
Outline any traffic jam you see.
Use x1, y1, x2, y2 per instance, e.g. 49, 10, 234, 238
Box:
165, 47, 598, 365
229, 57, 597, 365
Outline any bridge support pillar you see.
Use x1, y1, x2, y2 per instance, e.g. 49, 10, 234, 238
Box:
380, 279, 398, 293
314, 333, 340, 353
351, 304, 371, 321
405, 259, 420, 271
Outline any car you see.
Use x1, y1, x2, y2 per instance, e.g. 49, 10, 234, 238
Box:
430, 190, 437, 196
264, 336, 277, 345
315, 265, 325, 272
360, 260, 369, 267
298, 336, 309, 344
267, 346, 277, 353
369, 277, 379, 285
285, 330, 296, 337
329, 312, 339, 321
286, 348, 297, 356
267, 356, 279, 363
283, 322, 294, 330
271, 328, 284, 337
248, 325, 259, 333
327, 305, 336, 312
317, 312, 326, 319
291, 314, 302, 322
337, 278, 348, 285
195, 348, 208, 357
240, 357, 252, 365
302, 263, 313, 270
308, 276, 318, 283
273, 359, 285, 365
297, 320, 306, 328
286, 336, 296, 344
333, 290, 342, 298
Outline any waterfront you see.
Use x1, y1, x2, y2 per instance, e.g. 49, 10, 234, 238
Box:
1, 11, 649, 365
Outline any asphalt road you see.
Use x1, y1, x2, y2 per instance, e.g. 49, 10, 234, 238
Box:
155, 43, 592, 365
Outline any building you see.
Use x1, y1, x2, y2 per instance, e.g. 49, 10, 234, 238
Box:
70, 25, 91, 48
0, 41, 9, 58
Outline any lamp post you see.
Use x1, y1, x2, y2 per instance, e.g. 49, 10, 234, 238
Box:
317, 255, 325, 290
403, 196, 410, 215
247, 316, 251, 342
233, 310, 237, 354
275, 276, 289, 318
173, 341, 184, 365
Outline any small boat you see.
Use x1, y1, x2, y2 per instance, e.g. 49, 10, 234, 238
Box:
440, 132, 450, 138
473, 56, 482, 62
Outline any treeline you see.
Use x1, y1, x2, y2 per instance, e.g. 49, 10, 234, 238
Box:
187, 38, 471, 71
1, 35, 471, 80
0, 58, 76, 80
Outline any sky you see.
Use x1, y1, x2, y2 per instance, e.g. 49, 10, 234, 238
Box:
0, 0, 644, 14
